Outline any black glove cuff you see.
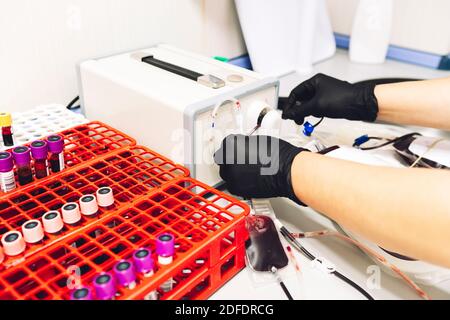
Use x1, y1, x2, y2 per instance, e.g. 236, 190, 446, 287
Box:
282, 148, 308, 206
286, 169, 307, 206
361, 83, 379, 122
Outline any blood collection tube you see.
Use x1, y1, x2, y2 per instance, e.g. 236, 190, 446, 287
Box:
0, 151, 16, 193
22, 220, 45, 244
1, 230, 26, 256
46, 134, 65, 173
156, 233, 175, 293
133, 248, 158, 300
79, 194, 99, 218
93, 272, 117, 300
113, 259, 137, 290
133, 248, 155, 277
0, 112, 14, 147
12, 146, 33, 186
96, 187, 115, 210
61, 202, 82, 226
42, 210, 64, 235
30, 140, 49, 179
70, 287, 93, 300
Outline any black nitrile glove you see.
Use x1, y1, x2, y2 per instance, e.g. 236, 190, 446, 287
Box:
214, 134, 307, 205
282, 73, 379, 125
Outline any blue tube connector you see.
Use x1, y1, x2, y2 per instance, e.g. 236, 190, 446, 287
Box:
353, 134, 370, 147
303, 121, 315, 137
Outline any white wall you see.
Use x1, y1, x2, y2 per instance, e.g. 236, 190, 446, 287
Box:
0, 0, 246, 112
326, 0, 450, 55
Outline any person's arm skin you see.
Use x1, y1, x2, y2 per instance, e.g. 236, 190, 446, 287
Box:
375, 77, 450, 130
291, 152, 450, 268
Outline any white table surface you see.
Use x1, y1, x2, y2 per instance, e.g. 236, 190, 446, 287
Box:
210, 49, 450, 300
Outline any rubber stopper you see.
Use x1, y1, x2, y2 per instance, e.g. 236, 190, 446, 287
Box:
42, 211, 64, 234
79, 194, 98, 216
1, 231, 26, 256
61, 202, 81, 224
96, 187, 114, 208
22, 220, 44, 243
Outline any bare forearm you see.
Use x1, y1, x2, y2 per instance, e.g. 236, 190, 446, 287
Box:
375, 77, 450, 130
291, 152, 450, 267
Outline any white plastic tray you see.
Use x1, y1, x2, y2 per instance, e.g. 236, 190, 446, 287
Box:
1, 104, 87, 150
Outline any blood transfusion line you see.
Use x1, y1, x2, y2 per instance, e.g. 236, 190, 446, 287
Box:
291, 230, 430, 300
286, 246, 301, 273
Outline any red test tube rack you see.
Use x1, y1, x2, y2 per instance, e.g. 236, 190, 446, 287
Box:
0, 120, 249, 300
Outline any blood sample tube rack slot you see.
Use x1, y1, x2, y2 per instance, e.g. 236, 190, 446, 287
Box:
0, 145, 189, 267
0, 177, 249, 300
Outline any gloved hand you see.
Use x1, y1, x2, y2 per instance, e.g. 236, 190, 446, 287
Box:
282, 73, 379, 125
214, 134, 307, 205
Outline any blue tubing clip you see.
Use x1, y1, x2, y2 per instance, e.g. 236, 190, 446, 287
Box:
353, 134, 370, 147
303, 121, 315, 137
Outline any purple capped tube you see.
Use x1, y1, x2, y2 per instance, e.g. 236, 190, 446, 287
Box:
70, 287, 93, 300
0, 151, 16, 192
93, 272, 116, 300
113, 259, 137, 289
156, 233, 175, 293
12, 146, 33, 186
46, 134, 65, 173
30, 140, 49, 179
133, 248, 155, 277
132, 248, 158, 300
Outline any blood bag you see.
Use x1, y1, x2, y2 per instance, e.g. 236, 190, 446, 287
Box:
245, 215, 288, 272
